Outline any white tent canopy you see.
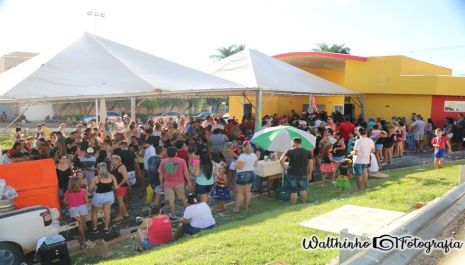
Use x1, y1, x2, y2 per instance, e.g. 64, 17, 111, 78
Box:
0, 33, 245, 102
206, 48, 355, 95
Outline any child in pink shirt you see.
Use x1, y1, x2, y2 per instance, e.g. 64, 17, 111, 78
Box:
64, 175, 89, 243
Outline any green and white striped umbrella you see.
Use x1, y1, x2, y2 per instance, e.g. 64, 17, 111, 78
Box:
251, 125, 316, 152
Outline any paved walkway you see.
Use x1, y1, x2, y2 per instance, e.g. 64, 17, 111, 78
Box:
382, 150, 465, 170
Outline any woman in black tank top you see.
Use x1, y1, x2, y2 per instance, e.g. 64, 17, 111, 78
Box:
332, 131, 346, 160
112, 164, 128, 187
95, 178, 114, 193
110, 155, 130, 222
89, 162, 118, 233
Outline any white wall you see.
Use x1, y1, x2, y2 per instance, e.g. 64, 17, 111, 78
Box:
19, 103, 53, 121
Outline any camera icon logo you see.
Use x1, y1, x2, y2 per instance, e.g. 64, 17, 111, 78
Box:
372, 235, 399, 252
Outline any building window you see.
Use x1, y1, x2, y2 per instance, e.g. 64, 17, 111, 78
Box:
334, 105, 344, 114
302, 104, 309, 112
444, 101, 465, 112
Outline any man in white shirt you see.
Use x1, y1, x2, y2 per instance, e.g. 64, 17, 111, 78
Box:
114, 117, 127, 134
143, 140, 156, 172
352, 127, 375, 192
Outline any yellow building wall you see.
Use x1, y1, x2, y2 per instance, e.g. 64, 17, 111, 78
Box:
300, 67, 345, 86
228, 95, 279, 119
315, 96, 345, 114
364, 94, 432, 121
229, 96, 245, 119
400, 56, 451, 75
229, 95, 348, 118
345, 56, 402, 94
435, 76, 465, 96
228, 56, 460, 121
276, 96, 308, 115
345, 55, 463, 95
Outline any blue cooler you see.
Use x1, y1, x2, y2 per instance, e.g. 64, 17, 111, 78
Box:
38, 235, 71, 265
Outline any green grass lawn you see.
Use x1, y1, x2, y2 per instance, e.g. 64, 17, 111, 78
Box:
0, 133, 13, 150
92, 162, 462, 265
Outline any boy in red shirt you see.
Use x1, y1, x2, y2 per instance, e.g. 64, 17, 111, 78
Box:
175, 140, 189, 166
431, 128, 451, 169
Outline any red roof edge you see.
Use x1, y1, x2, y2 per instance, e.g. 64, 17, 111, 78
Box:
273, 52, 367, 61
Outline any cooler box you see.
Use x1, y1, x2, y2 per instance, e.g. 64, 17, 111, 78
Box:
255, 160, 283, 176
38, 235, 71, 265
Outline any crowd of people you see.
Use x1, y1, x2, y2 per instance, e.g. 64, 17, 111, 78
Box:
0, 109, 464, 250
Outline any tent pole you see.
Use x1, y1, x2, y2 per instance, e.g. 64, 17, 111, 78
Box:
242, 93, 245, 119
130, 97, 136, 123
255, 89, 262, 132
95, 98, 99, 124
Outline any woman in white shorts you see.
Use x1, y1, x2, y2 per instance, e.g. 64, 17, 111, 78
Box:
89, 162, 118, 234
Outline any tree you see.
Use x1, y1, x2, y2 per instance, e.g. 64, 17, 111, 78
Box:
210, 44, 245, 60
206, 97, 227, 113
312, 43, 351, 54
142, 98, 158, 114
183, 98, 204, 114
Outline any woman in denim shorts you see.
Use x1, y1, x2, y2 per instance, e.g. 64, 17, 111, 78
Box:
233, 142, 258, 213
89, 162, 118, 234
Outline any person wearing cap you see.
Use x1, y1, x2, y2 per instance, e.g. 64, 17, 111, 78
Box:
175, 193, 215, 240
159, 146, 190, 217
298, 120, 309, 132
110, 155, 130, 222
78, 147, 97, 185
367, 117, 376, 128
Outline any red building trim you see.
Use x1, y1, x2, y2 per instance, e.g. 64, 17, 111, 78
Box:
431, 95, 465, 127
273, 52, 367, 61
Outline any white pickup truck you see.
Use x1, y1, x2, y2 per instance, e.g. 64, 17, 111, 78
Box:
0, 206, 72, 265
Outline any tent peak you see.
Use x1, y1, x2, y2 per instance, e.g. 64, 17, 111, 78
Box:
206, 48, 355, 95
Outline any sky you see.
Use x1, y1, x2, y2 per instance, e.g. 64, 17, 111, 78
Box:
0, 0, 465, 75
